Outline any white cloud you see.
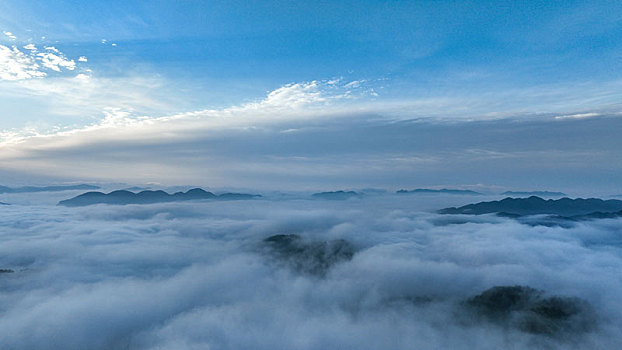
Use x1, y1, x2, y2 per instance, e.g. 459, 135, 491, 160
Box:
36, 51, 76, 72
3, 31, 16, 40
0, 45, 45, 80
224, 79, 376, 116
0, 42, 81, 80
555, 112, 600, 120
78, 56, 87, 62
74, 73, 90, 80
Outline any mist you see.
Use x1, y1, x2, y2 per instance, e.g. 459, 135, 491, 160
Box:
1, 193, 620, 349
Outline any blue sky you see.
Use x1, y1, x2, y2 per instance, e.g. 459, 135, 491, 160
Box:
1, 0, 621, 192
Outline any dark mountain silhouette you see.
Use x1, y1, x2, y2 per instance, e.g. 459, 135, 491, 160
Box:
217, 192, 261, 200
312, 191, 361, 200
397, 188, 482, 195
439, 196, 622, 216
58, 188, 260, 207
464, 285, 595, 335
0, 184, 99, 194
502, 191, 566, 197
571, 210, 622, 220
262, 234, 355, 276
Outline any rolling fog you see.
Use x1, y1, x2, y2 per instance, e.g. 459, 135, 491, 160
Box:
1, 193, 621, 349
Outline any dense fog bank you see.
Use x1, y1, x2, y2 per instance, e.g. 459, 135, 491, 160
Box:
0, 194, 620, 349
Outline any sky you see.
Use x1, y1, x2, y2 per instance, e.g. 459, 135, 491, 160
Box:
2, 4, 622, 348
1, 0, 621, 193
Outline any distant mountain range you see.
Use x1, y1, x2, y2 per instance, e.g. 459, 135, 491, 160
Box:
397, 188, 482, 195
439, 196, 622, 217
58, 188, 261, 207
312, 191, 361, 200
0, 184, 99, 194
501, 191, 566, 197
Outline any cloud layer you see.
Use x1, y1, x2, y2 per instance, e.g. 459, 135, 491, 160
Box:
0, 194, 621, 349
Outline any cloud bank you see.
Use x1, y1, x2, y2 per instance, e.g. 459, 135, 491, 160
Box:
0, 82, 620, 193
0, 194, 621, 349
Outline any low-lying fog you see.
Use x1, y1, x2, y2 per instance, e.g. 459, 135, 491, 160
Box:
1, 193, 621, 349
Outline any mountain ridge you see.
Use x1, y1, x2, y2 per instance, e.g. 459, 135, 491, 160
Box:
397, 188, 482, 195
439, 196, 622, 216
58, 188, 261, 207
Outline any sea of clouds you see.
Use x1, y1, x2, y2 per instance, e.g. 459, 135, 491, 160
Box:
1, 192, 621, 349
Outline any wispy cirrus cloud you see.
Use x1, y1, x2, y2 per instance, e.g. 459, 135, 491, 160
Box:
554, 113, 601, 120
238, 79, 375, 111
